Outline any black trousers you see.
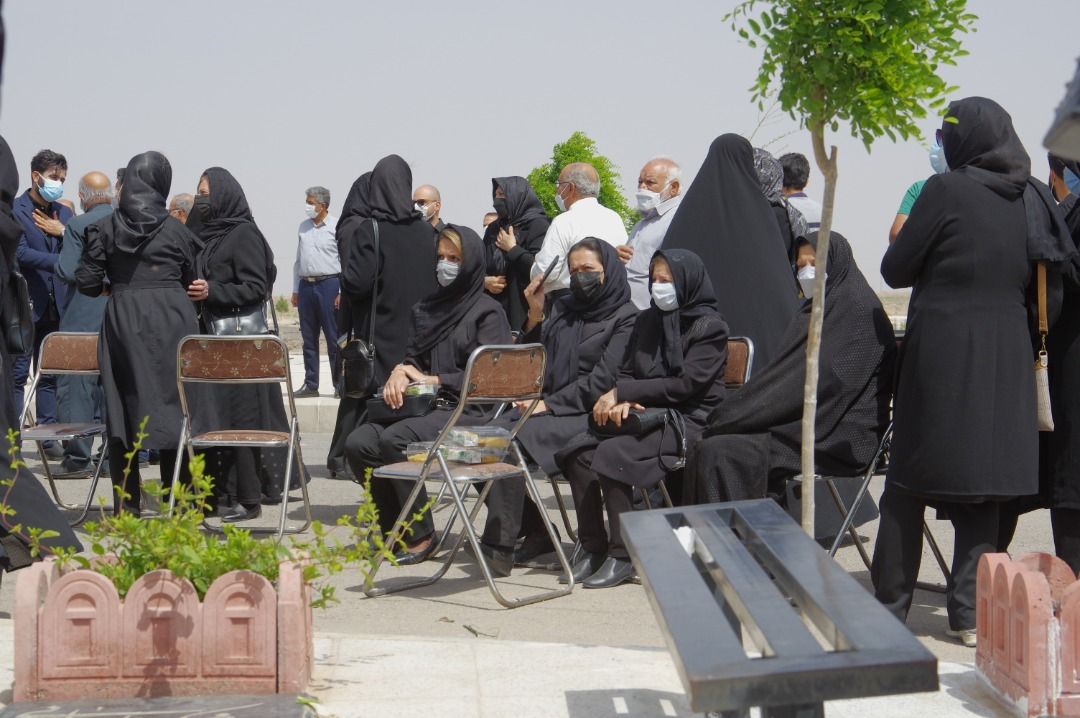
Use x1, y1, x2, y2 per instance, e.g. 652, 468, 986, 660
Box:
564, 446, 634, 559
480, 475, 550, 548
344, 421, 434, 540
870, 486, 1000, 630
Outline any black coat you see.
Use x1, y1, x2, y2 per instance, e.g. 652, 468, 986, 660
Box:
483, 214, 550, 329
339, 217, 437, 387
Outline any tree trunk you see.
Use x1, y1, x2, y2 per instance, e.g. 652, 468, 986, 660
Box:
801, 120, 838, 537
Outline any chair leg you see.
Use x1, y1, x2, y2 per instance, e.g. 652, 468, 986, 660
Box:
70, 448, 109, 526
823, 476, 873, 572
547, 473, 578, 543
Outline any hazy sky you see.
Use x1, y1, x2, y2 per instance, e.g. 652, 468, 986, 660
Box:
3, 1, 1079, 294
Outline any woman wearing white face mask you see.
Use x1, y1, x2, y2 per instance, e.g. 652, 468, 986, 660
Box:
553, 249, 729, 588
344, 225, 512, 565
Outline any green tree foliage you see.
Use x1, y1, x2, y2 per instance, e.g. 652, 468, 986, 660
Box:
528, 131, 637, 231
726, 0, 976, 534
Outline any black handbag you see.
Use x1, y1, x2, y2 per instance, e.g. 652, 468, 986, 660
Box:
366, 393, 441, 424
204, 301, 271, 336
589, 407, 688, 471
1, 262, 34, 355
342, 220, 380, 398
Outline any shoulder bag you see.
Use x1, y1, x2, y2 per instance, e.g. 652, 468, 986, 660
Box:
588, 406, 688, 471
1036, 261, 1054, 431
365, 393, 446, 425
204, 300, 272, 336
1, 261, 34, 355
342, 220, 380, 398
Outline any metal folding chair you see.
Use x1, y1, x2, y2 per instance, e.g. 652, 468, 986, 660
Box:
19, 331, 108, 525
365, 344, 576, 607
170, 334, 311, 541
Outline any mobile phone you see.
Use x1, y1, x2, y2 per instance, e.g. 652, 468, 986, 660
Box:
539, 256, 560, 285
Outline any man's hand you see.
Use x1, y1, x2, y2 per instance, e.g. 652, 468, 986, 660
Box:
484, 275, 507, 294
290, 292, 299, 308
32, 209, 64, 238
334, 294, 340, 310
616, 245, 634, 264
187, 279, 209, 302
495, 225, 518, 252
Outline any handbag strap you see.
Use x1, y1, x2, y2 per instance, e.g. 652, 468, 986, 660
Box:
1038, 260, 1049, 353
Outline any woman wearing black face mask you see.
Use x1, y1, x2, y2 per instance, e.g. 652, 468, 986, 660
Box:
474, 238, 638, 577
482, 176, 550, 329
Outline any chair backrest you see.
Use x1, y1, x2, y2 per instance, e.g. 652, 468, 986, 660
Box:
461, 344, 546, 403
37, 332, 100, 374
176, 335, 289, 383
724, 336, 754, 388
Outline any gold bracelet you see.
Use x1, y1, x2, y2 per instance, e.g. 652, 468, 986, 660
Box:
528, 312, 546, 323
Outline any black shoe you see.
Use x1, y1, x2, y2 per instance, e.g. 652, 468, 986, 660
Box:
260, 492, 283, 506
221, 503, 262, 523
558, 551, 605, 585
294, 385, 319, 398
394, 533, 438, 566
329, 468, 356, 482
514, 531, 557, 565
583, 556, 635, 589
52, 460, 91, 478
474, 542, 514, 577
42, 443, 65, 460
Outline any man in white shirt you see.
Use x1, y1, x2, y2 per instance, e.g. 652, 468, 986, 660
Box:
291, 186, 340, 397
617, 157, 683, 309
779, 152, 822, 230
532, 162, 627, 296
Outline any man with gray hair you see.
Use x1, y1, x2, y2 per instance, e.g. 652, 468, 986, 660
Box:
292, 185, 340, 398
619, 157, 683, 309
168, 193, 193, 224
52, 171, 115, 476
532, 162, 628, 296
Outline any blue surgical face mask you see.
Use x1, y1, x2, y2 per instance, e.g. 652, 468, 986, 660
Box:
36, 174, 64, 202
650, 282, 679, 312
1066, 168, 1080, 196
929, 142, 948, 175
436, 259, 459, 287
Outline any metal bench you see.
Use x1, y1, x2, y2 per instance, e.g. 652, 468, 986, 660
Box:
622, 499, 938, 717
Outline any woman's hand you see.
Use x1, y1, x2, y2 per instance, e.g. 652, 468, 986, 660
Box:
592, 388, 618, 426
187, 279, 209, 302
608, 401, 645, 427
496, 225, 518, 252
514, 399, 548, 415
382, 366, 411, 410
523, 272, 545, 316
485, 275, 507, 294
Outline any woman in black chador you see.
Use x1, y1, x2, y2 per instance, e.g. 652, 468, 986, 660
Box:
662, 134, 799, 368
555, 249, 728, 588
77, 151, 208, 515
482, 176, 550, 329
0, 134, 82, 568
345, 225, 511, 564
189, 166, 286, 522
686, 232, 895, 510
753, 146, 808, 265
871, 97, 1074, 645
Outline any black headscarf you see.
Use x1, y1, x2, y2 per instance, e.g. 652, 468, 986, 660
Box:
649, 249, 720, 375
406, 224, 487, 357
0, 135, 22, 264
943, 97, 1074, 264
753, 147, 808, 241
194, 166, 276, 295
339, 172, 373, 224
492, 176, 548, 227
662, 134, 799, 368
542, 239, 632, 393
111, 151, 173, 253
368, 155, 415, 222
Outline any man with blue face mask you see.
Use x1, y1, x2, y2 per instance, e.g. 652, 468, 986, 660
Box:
1048, 153, 1080, 208
12, 149, 73, 457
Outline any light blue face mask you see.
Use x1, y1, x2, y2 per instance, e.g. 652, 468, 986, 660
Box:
37, 175, 64, 202
1065, 167, 1080, 196
650, 282, 679, 312
929, 142, 949, 175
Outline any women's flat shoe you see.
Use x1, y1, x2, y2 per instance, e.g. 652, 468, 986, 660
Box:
558, 551, 605, 585
513, 531, 557, 565
221, 504, 262, 523
583, 556, 635, 589
395, 533, 438, 566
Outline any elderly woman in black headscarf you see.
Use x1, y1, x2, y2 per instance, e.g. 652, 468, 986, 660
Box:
686, 232, 895, 510
77, 151, 206, 515
483, 176, 551, 329
476, 239, 639, 576
554, 249, 729, 588
662, 134, 799, 368
0, 135, 82, 567
345, 225, 511, 563
186, 167, 284, 522
871, 97, 1074, 646
326, 171, 373, 480
753, 147, 809, 266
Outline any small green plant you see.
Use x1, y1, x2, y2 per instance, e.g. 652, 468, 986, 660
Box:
274, 296, 290, 314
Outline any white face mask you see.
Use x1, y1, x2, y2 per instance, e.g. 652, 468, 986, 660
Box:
635, 182, 671, 213
554, 186, 567, 212
651, 282, 679, 311
304, 204, 319, 219
415, 202, 434, 220
436, 259, 459, 287
797, 264, 819, 298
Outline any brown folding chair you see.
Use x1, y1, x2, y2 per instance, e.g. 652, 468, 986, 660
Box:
170, 334, 311, 541
19, 331, 109, 525
364, 344, 575, 607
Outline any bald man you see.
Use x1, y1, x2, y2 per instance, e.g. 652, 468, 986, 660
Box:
413, 184, 445, 233
53, 171, 116, 476
532, 161, 628, 295
620, 157, 683, 309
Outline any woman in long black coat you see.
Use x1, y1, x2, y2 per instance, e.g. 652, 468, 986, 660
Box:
753, 147, 808, 266
482, 176, 550, 329
478, 239, 638, 574
345, 225, 511, 562
556, 249, 728, 588
339, 155, 437, 390
871, 97, 1075, 643
188, 166, 286, 522
77, 151, 208, 515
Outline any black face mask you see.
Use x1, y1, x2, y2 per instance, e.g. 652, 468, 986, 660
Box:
193, 194, 213, 222
492, 197, 510, 220
570, 271, 603, 304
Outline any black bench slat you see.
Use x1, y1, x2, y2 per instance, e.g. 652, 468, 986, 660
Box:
684, 511, 826, 659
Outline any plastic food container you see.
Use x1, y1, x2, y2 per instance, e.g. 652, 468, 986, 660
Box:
406, 442, 435, 462
405, 381, 439, 397
447, 426, 512, 448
